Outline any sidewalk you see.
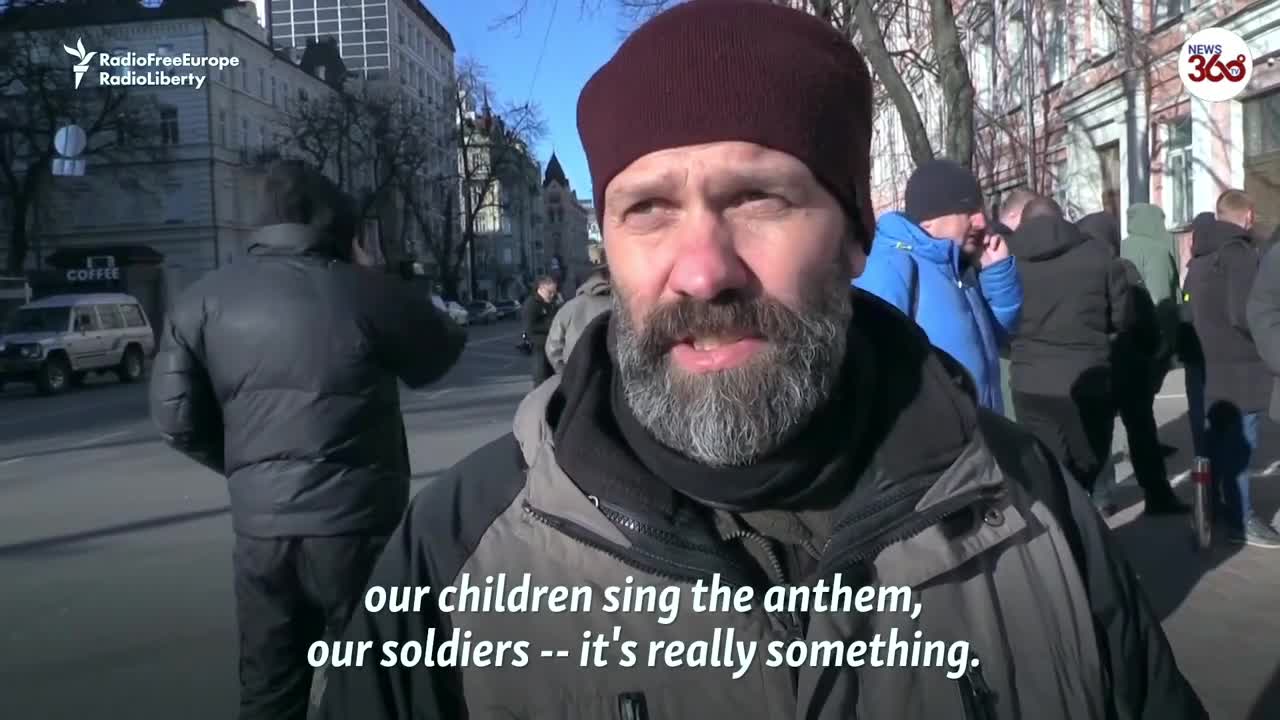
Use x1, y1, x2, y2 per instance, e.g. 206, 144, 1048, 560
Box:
1103, 370, 1280, 720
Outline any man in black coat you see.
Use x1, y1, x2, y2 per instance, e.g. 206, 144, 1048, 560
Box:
1007, 196, 1130, 496
1248, 236, 1280, 435
149, 160, 467, 719
522, 275, 559, 384
1185, 189, 1279, 547
1077, 211, 1188, 514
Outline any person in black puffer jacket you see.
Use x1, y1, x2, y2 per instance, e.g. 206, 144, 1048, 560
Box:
1007, 196, 1130, 495
1077, 212, 1187, 514
1185, 189, 1279, 547
149, 160, 467, 719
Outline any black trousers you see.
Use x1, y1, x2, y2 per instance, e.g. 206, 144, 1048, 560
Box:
530, 341, 553, 384
233, 534, 388, 720
1013, 388, 1115, 494
1113, 367, 1175, 498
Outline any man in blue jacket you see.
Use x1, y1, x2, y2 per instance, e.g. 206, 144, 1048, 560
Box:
855, 159, 1022, 412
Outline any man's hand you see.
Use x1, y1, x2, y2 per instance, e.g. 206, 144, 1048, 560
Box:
981, 233, 1010, 268
352, 237, 379, 267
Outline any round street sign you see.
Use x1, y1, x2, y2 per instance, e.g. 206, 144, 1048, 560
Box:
54, 124, 87, 158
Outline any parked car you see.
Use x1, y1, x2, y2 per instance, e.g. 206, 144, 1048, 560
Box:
493, 299, 520, 320
467, 301, 499, 325
0, 292, 155, 395
432, 295, 470, 326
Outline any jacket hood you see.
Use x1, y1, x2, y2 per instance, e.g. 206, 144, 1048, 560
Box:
1076, 212, 1120, 258
576, 272, 611, 298
248, 223, 349, 259
1192, 219, 1252, 257
1009, 215, 1087, 262
1124, 204, 1173, 248
874, 211, 964, 270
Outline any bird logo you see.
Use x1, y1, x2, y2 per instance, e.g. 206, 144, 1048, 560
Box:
63, 38, 96, 90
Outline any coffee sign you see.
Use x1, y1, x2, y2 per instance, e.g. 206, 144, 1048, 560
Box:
66, 256, 120, 282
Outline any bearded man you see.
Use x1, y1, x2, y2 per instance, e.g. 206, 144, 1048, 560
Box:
316, 1, 1203, 718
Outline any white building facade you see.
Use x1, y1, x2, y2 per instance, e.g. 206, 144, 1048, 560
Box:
2, 2, 338, 297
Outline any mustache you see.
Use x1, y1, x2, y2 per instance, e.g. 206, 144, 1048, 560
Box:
632, 294, 805, 355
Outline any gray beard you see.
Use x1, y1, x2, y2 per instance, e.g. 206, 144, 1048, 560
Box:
611, 270, 853, 468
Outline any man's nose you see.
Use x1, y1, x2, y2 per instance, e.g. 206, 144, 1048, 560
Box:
666, 212, 749, 301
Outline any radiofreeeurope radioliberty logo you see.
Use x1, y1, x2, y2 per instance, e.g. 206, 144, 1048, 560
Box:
62, 37, 240, 91
63, 38, 95, 89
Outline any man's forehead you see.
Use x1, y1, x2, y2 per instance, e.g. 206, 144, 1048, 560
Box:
605, 143, 806, 197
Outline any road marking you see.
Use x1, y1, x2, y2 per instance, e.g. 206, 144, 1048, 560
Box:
74, 430, 131, 447
0, 394, 135, 427
415, 386, 453, 401
0, 456, 26, 467
1263, 460, 1280, 476
467, 332, 521, 347
1154, 392, 1187, 400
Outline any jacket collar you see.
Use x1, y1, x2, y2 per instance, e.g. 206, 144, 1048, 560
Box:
248, 223, 344, 258
875, 212, 965, 277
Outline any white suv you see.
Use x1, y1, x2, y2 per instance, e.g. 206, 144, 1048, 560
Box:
0, 293, 156, 395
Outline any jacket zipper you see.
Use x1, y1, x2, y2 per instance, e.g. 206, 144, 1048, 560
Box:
817, 489, 986, 578
957, 658, 996, 720
526, 502, 803, 639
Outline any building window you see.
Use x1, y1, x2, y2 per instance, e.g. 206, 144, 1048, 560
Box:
156, 43, 173, 57
1166, 117, 1194, 228
163, 182, 186, 223
240, 116, 250, 148
281, 81, 290, 110
259, 126, 266, 149
241, 65, 249, 91
218, 109, 228, 146
1091, 1, 1116, 56
218, 48, 228, 83
1245, 90, 1280, 156
258, 67, 266, 97
159, 106, 179, 145
1153, 0, 1192, 27
270, 76, 277, 106
1046, 1, 1068, 86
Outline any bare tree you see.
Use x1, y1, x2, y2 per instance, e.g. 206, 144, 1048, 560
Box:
0, 30, 157, 274
284, 83, 433, 264
495, 0, 975, 167
443, 59, 545, 299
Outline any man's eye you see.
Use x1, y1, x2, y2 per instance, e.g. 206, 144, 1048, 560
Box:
626, 199, 661, 216
734, 191, 787, 209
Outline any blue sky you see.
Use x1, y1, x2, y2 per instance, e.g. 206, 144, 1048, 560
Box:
425, 0, 633, 199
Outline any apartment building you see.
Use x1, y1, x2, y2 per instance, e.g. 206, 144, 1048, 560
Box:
858, 0, 1280, 238
0, 0, 340, 300
268, 0, 457, 260
541, 154, 592, 293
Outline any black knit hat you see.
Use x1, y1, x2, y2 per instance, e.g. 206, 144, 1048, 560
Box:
904, 158, 984, 223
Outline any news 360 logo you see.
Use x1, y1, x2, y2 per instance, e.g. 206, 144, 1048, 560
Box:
1179, 27, 1253, 102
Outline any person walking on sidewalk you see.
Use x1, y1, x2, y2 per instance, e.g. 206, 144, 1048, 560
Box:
1185, 190, 1280, 547
992, 188, 1038, 421
1179, 212, 1215, 456
1078, 211, 1189, 514
1248, 234, 1280, 469
545, 244, 611, 373
856, 159, 1023, 413
522, 276, 559, 384
1006, 197, 1129, 497
319, 3, 1202, 718
149, 160, 467, 720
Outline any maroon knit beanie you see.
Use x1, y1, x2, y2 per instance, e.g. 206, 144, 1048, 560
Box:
577, 0, 875, 249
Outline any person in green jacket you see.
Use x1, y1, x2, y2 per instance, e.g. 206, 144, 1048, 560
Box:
1123, 204, 1180, 365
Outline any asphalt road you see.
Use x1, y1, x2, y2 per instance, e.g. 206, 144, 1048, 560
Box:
0, 328, 1277, 719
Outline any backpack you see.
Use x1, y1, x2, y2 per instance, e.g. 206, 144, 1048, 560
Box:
1115, 257, 1162, 357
